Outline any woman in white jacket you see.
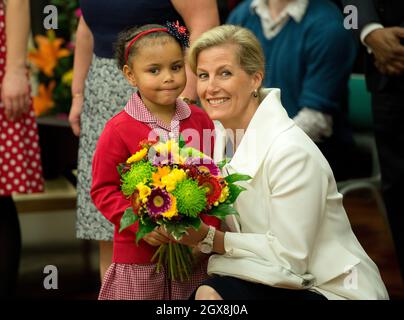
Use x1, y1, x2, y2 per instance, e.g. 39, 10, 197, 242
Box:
162, 25, 388, 300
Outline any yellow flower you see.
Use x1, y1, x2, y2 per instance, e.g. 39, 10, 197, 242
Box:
62, 69, 73, 85
154, 139, 180, 162
161, 168, 186, 192
152, 166, 171, 188
28, 30, 71, 77
136, 182, 152, 203
154, 139, 178, 153
162, 195, 178, 219
217, 185, 229, 204
127, 148, 148, 164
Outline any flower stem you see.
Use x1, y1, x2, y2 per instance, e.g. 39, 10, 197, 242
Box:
174, 245, 188, 282
168, 242, 175, 281
179, 244, 191, 279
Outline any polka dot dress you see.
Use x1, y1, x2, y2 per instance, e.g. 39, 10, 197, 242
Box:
0, 2, 44, 196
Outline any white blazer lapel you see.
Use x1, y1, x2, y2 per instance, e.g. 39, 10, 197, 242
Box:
228, 88, 295, 180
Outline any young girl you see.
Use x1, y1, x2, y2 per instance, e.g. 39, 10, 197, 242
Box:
90, 23, 220, 300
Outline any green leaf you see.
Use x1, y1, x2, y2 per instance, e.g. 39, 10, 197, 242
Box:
117, 164, 123, 176
164, 217, 201, 240
217, 158, 229, 170
179, 134, 186, 148
227, 184, 247, 204
188, 217, 201, 231
135, 218, 156, 244
208, 204, 239, 220
225, 173, 252, 184
119, 207, 138, 233
165, 223, 188, 241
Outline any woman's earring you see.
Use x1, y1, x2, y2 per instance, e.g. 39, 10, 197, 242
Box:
253, 89, 258, 98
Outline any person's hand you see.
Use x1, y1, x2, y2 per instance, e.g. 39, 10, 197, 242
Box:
158, 223, 209, 248
293, 108, 333, 143
143, 229, 172, 247
68, 94, 84, 136
364, 27, 404, 76
1, 68, 30, 121
374, 58, 404, 76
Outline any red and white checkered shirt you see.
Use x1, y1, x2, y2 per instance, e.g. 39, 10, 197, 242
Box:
124, 92, 191, 141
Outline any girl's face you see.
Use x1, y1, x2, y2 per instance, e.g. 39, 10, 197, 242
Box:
124, 38, 186, 110
196, 43, 262, 129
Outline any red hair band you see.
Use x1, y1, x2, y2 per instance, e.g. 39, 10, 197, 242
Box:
124, 28, 168, 64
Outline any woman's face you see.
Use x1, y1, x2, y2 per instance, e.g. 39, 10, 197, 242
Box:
196, 43, 262, 128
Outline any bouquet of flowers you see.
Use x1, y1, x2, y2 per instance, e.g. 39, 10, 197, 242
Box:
118, 136, 250, 281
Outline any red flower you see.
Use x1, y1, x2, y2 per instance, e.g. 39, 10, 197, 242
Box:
198, 175, 222, 205
131, 191, 142, 215
139, 138, 159, 149
174, 20, 187, 34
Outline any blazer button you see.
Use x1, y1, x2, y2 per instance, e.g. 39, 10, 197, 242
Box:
225, 248, 234, 256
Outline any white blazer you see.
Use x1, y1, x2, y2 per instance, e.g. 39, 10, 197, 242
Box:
209, 88, 388, 300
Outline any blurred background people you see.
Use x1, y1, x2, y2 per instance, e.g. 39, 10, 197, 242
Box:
0, 0, 44, 298
342, 0, 404, 280
226, 0, 357, 181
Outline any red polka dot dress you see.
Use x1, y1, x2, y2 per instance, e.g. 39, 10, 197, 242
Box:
0, 2, 44, 196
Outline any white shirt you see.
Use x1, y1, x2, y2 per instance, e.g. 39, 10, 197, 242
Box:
361, 23, 384, 53
250, 0, 308, 40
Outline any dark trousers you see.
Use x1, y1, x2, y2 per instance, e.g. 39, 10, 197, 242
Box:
372, 91, 404, 279
191, 275, 326, 300
0, 196, 21, 298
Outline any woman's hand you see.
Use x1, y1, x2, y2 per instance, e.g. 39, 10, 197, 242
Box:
143, 229, 172, 247
158, 223, 209, 248
68, 95, 84, 136
1, 68, 30, 121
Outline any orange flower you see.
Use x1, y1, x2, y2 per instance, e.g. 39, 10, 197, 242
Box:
33, 81, 56, 116
28, 30, 71, 77
151, 166, 171, 188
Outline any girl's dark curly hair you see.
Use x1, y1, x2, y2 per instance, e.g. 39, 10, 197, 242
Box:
114, 24, 185, 70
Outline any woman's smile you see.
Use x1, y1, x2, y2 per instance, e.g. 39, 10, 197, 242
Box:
206, 97, 230, 106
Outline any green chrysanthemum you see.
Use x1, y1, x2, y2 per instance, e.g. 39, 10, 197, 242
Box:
121, 161, 156, 197
172, 179, 207, 217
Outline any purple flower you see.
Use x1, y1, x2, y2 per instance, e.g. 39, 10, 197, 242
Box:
185, 157, 220, 176
147, 188, 172, 217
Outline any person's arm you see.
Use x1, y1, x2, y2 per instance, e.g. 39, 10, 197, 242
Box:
1, 0, 30, 121
68, 16, 94, 136
171, 0, 219, 101
365, 27, 404, 75
342, 0, 404, 75
169, 143, 327, 287
295, 19, 356, 140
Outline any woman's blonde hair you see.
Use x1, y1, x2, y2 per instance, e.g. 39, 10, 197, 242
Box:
188, 25, 265, 78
